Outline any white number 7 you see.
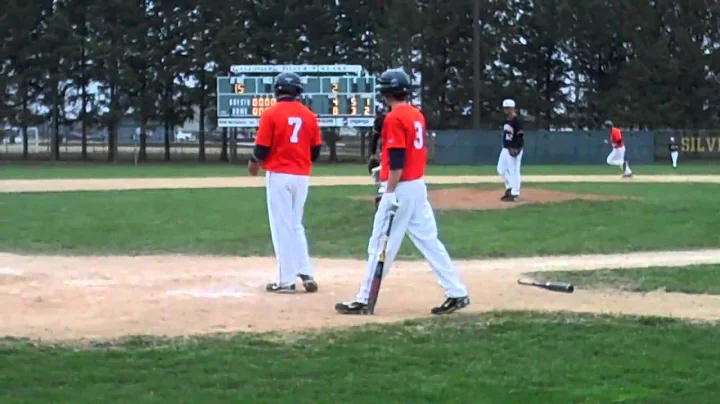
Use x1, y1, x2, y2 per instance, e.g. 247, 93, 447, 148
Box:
288, 117, 302, 143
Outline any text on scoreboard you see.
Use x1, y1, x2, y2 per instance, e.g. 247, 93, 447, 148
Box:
217, 76, 376, 120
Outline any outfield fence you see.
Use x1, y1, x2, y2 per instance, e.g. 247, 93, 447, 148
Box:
1, 127, 717, 165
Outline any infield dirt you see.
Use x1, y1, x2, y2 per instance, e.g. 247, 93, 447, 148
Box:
2, 175, 719, 342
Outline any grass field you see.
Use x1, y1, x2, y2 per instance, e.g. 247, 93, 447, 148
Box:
2, 312, 719, 403
3, 166, 720, 403
1, 183, 719, 257
529, 264, 720, 295
1, 161, 719, 179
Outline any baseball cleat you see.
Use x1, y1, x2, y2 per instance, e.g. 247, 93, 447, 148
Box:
265, 282, 296, 293
622, 173, 633, 178
335, 300, 371, 315
501, 188, 512, 200
431, 296, 470, 315
501, 195, 519, 202
298, 274, 318, 293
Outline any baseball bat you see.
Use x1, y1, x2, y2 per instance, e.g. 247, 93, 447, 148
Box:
517, 278, 574, 293
366, 207, 397, 314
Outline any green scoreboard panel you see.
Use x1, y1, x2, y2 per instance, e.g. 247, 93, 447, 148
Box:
217, 65, 376, 128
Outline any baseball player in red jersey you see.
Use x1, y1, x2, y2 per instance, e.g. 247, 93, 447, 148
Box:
249, 71, 322, 293
335, 69, 469, 315
604, 120, 633, 178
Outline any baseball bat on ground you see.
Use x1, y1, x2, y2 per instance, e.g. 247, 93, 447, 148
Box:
517, 278, 575, 293
366, 207, 397, 315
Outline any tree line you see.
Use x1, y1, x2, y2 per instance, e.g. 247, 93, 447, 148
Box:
1, 0, 718, 161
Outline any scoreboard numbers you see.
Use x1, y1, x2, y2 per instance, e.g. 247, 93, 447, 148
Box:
350, 96, 357, 115
217, 65, 376, 127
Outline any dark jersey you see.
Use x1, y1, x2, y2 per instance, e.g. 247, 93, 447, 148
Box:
668, 142, 680, 152
503, 116, 523, 149
369, 109, 388, 155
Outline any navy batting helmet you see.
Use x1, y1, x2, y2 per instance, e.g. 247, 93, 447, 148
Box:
376, 68, 412, 98
274, 72, 304, 96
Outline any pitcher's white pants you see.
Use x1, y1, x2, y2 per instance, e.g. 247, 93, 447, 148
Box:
671, 151, 679, 167
497, 148, 523, 196
607, 146, 632, 174
356, 179, 468, 303
266, 172, 314, 287
606, 146, 625, 166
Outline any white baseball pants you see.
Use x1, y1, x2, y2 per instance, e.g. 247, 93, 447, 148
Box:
266, 171, 314, 287
355, 179, 468, 303
496, 148, 523, 196
606, 146, 632, 174
671, 151, 679, 167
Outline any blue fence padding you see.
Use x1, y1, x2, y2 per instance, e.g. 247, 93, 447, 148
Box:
434, 130, 655, 165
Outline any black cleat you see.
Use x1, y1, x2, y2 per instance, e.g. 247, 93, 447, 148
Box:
335, 301, 371, 315
265, 282, 296, 293
431, 296, 470, 315
501, 188, 512, 200
298, 274, 318, 293
501, 194, 519, 202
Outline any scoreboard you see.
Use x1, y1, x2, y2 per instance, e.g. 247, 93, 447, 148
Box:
217, 65, 376, 128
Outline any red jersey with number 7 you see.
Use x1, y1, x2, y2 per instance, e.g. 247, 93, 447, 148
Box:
379, 104, 428, 182
255, 100, 322, 175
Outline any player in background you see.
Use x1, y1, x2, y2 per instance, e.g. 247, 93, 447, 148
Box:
497, 99, 524, 202
368, 104, 389, 210
248, 72, 322, 294
604, 120, 633, 178
669, 136, 680, 168
335, 69, 469, 315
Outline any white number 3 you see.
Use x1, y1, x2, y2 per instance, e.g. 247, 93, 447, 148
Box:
288, 117, 302, 143
413, 121, 424, 149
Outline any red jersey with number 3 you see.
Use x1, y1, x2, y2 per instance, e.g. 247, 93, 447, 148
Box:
255, 100, 322, 175
379, 104, 428, 182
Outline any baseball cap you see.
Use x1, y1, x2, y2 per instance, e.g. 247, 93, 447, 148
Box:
604, 120, 613, 128
502, 99, 515, 108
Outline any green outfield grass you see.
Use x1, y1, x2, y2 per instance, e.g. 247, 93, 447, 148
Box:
0, 183, 718, 258
1, 162, 719, 179
2, 312, 719, 403
528, 264, 720, 295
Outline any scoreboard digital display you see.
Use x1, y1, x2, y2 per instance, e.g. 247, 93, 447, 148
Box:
217, 65, 376, 128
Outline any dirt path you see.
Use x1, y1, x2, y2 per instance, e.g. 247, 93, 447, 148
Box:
2, 249, 720, 342
1, 174, 720, 193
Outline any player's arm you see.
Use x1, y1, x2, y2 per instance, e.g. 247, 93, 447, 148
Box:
248, 112, 273, 176
309, 114, 322, 162
252, 113, 273, 162
513, 118, 524, 145
514, 118, 524, 136
385, 115, 406, 193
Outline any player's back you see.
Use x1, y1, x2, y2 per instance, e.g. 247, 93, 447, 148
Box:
388, 104, 428, 181
257, 100, 321, 176
611, 127, 624, 147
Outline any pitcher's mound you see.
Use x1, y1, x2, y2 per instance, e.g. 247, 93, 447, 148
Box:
428, 187, 625, 211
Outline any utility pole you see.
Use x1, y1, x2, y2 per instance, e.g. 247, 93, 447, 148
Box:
472, 0, 481, 129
